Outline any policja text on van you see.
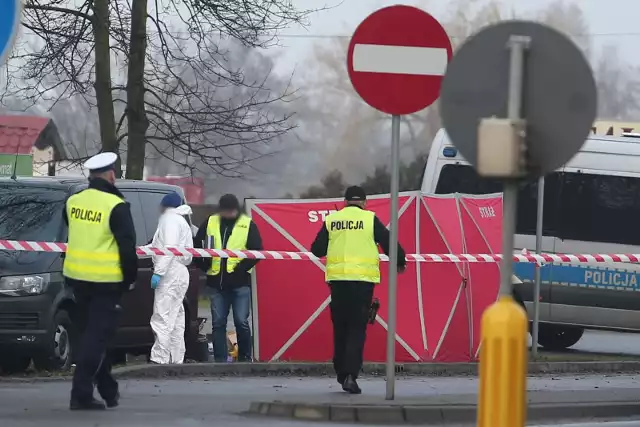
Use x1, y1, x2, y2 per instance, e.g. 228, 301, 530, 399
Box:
585, 270, 638, 287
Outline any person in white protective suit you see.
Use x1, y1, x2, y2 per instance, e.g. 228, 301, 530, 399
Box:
149, 192, 194, 364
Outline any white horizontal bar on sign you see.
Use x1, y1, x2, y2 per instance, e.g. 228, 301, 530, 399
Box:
352, 44, 448, 76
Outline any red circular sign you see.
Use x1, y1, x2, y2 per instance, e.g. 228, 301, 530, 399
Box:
347, 5, 452, 115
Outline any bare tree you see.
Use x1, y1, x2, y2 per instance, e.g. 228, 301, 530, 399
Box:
2, 0, 121, 169
125, 0, 148, 179
594, 46, 640, 119
143, 38, 298, 179
297, 36, 437, 185
4, 0, 325, 178
299, 0, 640, 190
533, 1, 640, 120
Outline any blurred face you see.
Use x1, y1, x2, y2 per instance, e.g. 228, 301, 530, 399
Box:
105, 169, 116, 185
91, 169, 116, 185
220, 208, 239, 219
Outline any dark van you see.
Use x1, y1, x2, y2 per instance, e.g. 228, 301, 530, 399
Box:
0, 177, 205, 373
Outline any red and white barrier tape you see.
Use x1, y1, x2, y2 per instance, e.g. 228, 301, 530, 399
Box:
1, 240, 639, 264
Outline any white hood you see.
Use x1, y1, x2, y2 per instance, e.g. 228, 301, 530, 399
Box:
168, 205, 192, 216
152, 204, 195, 275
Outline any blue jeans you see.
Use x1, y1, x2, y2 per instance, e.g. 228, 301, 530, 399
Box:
210, 286, 252, 362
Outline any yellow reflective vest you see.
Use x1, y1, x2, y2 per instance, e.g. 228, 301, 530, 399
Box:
325, 206, 380, 283
63, 189, 124, 283
206, 214, 253, 275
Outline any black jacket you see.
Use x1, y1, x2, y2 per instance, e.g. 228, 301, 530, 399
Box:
63, 178, 138, 293
194, 215, 263, 290
310, 206, 407, 283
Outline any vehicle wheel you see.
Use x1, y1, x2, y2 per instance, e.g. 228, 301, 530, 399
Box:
511, 291, 531, 332
537, 324, 584, 350
33, 310, 74, 372
0, 354, 32, 374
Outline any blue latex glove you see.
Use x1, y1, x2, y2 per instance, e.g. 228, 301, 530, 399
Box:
151, 274, 162, 289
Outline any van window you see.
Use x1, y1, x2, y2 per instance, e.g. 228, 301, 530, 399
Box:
434, 164, 562, 236
558, 172, 640, 246
139, 191, 171, 240
121, 190, 149, 246
435, 164, 503, 195
0, 185, 65, 241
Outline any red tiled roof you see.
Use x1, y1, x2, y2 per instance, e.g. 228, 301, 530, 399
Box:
0, 115, 51, 155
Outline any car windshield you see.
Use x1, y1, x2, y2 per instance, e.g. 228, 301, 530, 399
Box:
0, 184, 66, 242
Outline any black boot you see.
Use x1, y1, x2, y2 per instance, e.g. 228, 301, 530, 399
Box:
342, 375, 362, 394
105, 392, 120, 408
70, 397, 106, 411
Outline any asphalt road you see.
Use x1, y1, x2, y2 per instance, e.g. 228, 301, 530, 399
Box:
2, 375, 640, 427
554, 423, 640, 426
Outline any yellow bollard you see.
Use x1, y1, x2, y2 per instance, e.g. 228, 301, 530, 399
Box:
477, 295, 528, 427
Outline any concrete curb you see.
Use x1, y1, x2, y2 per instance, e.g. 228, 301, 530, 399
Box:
110, 360, 640, 379
247, 401, 640, 424
3, 360, 640, 382
0, 375, 70, 383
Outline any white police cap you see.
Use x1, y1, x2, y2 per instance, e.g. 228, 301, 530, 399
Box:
84, 152, 117, 172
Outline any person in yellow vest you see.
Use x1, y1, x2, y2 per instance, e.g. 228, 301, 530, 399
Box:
311, 186, 406, 394
194, 194, 262, 362
63, 152, 138, 411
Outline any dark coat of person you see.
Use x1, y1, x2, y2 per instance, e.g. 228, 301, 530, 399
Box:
193, 215, 263, 290
63, 177, 138, 293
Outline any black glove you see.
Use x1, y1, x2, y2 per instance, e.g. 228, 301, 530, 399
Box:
368, 298, 380, 324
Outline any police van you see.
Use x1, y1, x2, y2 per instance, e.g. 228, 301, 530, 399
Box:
422, 129, 640, 350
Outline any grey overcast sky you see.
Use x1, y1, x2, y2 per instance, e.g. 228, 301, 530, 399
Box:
269, 0, 639, 75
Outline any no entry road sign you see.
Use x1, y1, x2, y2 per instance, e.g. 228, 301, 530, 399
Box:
347, 5, 452, 115
0, 0, 21, 66
346, 5, 452, 401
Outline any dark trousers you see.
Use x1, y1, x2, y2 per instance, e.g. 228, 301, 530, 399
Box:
329, 281, 374, 381
210, 286, 252, 362
71, 289, 121, 403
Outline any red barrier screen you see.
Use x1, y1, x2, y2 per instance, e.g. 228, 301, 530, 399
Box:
247, 192, 502, 362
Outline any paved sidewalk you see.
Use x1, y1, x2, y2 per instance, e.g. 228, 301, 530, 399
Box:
541, 423, 640, 427
248, 375, 640, 424
251, 388, 640, 424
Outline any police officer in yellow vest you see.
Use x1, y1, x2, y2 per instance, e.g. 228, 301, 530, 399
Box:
311, 186, 406, 394
63, 152, 138, 411
194, 194, 262, 362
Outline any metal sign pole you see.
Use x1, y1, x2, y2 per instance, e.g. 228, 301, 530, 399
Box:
385, 114, 401, 400
501, 184, 518, 295
499, 36, 529, 297
532, 176, 544, 357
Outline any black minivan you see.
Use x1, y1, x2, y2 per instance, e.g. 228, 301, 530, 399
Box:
0, 177, 205, 373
